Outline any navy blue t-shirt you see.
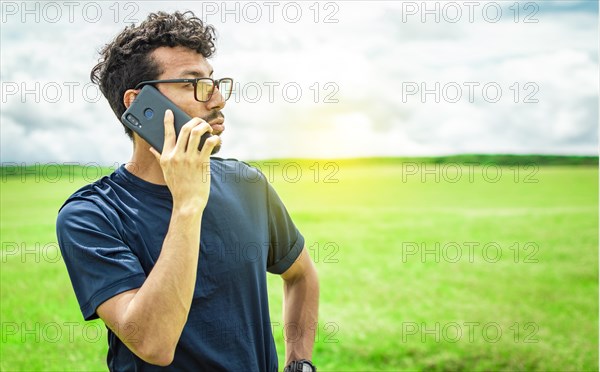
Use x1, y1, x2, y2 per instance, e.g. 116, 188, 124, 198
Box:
56, 158, 304, 371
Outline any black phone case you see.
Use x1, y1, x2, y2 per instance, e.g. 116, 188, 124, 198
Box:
120, 85, 210, 153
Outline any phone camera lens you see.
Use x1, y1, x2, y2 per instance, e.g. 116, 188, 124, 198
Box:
144, 108, 154, 119
126, 114, 140, 127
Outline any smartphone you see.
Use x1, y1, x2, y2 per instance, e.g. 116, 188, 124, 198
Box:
120, 85, 211, 153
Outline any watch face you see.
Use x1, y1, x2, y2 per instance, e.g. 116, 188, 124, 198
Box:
302, 364, 313, 372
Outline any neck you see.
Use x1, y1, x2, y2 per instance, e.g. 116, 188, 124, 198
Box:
124, 141, 166, 185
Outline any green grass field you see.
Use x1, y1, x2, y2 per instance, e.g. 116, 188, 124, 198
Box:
1, 159, 598, 371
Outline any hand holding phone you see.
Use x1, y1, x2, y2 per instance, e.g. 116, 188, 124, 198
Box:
123, 86, 220, 210
151, 108, 219, 210
121, 85, 212, 153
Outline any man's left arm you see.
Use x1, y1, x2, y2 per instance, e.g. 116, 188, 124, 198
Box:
281, 246, 320, 366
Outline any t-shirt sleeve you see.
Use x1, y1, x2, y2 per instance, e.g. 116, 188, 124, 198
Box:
264, 180, 305, 274
56, 200, 146, 320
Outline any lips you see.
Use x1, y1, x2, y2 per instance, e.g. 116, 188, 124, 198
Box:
208, 119, 224, 135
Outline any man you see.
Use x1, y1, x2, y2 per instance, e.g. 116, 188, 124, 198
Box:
56, 10, 319, 371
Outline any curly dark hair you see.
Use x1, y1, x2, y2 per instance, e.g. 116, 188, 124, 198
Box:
90, 11, 216, 140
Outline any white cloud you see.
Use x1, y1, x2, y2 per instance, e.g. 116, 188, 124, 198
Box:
1, 1, 597, 163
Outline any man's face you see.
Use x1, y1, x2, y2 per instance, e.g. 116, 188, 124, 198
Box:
148, 46, 226, 152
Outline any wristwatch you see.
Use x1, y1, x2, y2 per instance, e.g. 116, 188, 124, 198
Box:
283, 359, 316, 372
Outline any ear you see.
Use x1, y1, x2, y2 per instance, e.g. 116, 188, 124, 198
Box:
123, 89, 140, 109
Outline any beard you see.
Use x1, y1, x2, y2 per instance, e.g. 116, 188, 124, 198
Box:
202, 110, 224, 154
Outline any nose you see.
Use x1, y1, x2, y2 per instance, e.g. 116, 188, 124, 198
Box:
206, 85, 226, 111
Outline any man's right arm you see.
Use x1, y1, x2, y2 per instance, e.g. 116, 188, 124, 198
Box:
97, 111, 220, 366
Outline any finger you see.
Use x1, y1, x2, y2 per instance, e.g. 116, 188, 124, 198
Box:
174, 117, 204, 153
162, 110, 176, 153
197, 134, 221, 158
148, 146, 161, 160
187, 123, 213, 153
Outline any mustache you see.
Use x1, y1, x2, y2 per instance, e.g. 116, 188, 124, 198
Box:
203, 111, 224, 122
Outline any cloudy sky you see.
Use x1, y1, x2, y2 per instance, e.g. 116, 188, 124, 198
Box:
1, 1, 598, 163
